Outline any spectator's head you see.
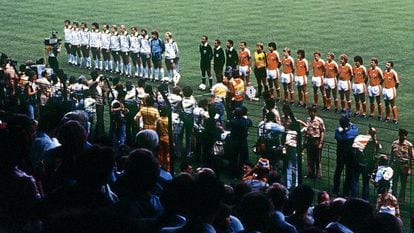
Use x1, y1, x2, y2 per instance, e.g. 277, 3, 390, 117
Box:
182, 86, 193, 97
0, 119, 33, 169
233, 182, 252, 205
124, 148, 160, 194
208, 103, 217, 118
213, 203, 232, 232
172, 86, 182, 95
135, 129, 159, 153
267, 183, 288, 211
188, 168, 224, 223
223, 184, 235, 206
340, 198, 374, 232
198, 98, 209, 110
265, 111, 275, 122
289, 185, 314, 213
57, 120, 87, 150
38, 110, 61, 135
313, 202, 332, 229
75, 146, 114, 187
160, 172, 194, 215
144, 95, 155, 107
242, 161, 254, 176
329, 197, 346, 221
317, 191, 331, 204
339, 115, 350, 129
398, 128, 408, 142
267, 170, 282, 185
237, 191, 274, 231
61, 110, 90, 135
180, 161, 193, 174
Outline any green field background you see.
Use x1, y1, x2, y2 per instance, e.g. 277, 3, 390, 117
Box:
1, 0, 413, 230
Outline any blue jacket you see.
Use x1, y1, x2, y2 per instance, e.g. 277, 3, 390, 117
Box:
334, 124, 359, 141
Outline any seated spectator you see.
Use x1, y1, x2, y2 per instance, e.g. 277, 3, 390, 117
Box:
376, 180, 400, 218
180, 161, 193, 174
237, 191, 274, 233
41, 146, 117, 217
42, 120, 89, 194
242, 158, 271, 192
113, 148, 163, 219
286, 185, 315, 232
0, 119, 40, 233
326, 198, 374, 233
161, 168, 225, 233
267, 183, 297, 233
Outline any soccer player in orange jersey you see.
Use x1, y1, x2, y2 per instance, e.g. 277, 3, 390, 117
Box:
238, 41, 251, 85
281, 48, 295, 104
352, 56, 368, 117
295, 50, 309, 107
266, 42, 281, 101
323, 52, 339, 111
367, 57, 383, 120
338, 54, 353, 113
382, 61, 399, 124
311, 51, 325, 107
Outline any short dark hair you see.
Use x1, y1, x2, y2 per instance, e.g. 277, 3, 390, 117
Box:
64, 19, 71, 24
202, 35, 208, 40
227, 39, 234, 46
297, 49, 305, 58
370, 57, 378, 65
92, 22, 99, 29
268, 42, 277, 49
240, 41, 247, 46
267, 183, 288, 210
151, 30, 159, 37
125, 148, 160, 193
387, 61, 394, 67
182, 86, 193, 97
354, 55, 363, 64
215, 39, 221, 45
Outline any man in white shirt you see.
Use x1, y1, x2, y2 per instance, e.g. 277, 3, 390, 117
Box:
89, 22, 102, 70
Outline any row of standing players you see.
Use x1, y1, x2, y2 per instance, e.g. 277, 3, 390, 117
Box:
63, 20, 180, 83
198, 35, 401, 124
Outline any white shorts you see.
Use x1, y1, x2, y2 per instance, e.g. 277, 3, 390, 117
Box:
312, 76, 324, 87
368, 85, 381, 97
266, 69, 280, 80
239, 65, 249, 77
324, 78, 337, 89
294, 75, 307, 87
352, 83, 366, 95
281, 72, 293, 84
338, 80, 351, 92
383, 87, 396, 100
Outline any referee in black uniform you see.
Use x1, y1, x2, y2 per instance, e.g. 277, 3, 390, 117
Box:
199, 35, 213, 89
213, 39, 225, 84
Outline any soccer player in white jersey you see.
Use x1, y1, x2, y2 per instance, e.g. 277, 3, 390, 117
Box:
119, 25, 131, 77
109, 25, 121, 73
164, 32, 179, 83
129, 26, 142, 78
80, 22, 91, 69
89, 22, 102, 70
63, 20, 73, 64
140, 29, 152, 80
100, 24, 111, 72
70, 22, 81, 66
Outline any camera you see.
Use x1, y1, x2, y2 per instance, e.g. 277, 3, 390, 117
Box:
44, 31, 62, 46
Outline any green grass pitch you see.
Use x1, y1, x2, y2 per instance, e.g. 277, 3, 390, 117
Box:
1, 0, 414, 229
